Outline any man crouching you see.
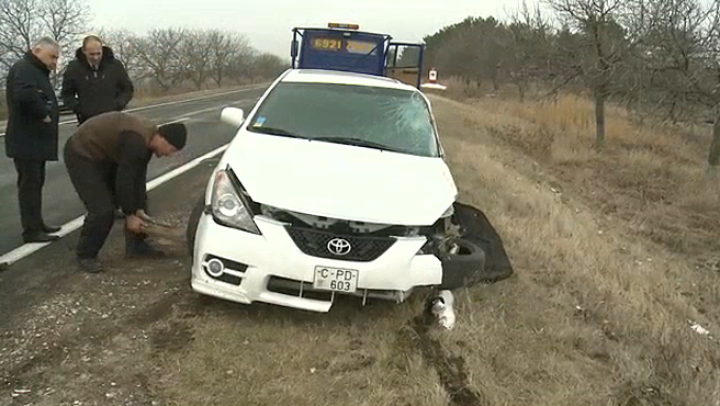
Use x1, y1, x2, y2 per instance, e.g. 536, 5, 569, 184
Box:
63, 111, 187, 273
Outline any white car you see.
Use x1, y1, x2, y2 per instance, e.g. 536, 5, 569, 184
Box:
187, 68, 486, 312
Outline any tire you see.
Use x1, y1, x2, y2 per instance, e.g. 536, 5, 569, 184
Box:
451, 202, 514, 284
438, 237, 486, 290
186, 195, 205, 259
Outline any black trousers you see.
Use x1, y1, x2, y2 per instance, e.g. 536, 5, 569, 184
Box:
64, 140, 145, 259
13, 158, 47, 238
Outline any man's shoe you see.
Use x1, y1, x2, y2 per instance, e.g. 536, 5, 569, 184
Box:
42, 224, 62, 233
78, 258, 103, 273
23, 232, 60, 243
126, 242, 166, 258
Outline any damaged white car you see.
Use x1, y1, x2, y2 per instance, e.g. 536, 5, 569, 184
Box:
186, 69, 487, 312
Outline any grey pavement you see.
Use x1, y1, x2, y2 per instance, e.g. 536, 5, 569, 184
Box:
0, 85, 268, 254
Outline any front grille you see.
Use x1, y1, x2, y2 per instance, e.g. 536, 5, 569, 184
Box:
285, 226, 395, 262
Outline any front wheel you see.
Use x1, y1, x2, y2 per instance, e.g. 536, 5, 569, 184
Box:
186, 195, 205, 259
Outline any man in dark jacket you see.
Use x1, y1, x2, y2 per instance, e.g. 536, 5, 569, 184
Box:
63, 111, 187, 273
61, 35, 134, 125
4, 37, 62, 243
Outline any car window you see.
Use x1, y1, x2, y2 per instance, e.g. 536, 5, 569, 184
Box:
247, 82, 440, 157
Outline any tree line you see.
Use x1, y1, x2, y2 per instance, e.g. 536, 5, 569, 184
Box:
0, 0, 288, 94
422, 0, 720, 166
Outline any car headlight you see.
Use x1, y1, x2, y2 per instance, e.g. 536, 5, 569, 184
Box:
210, 169, 260, 234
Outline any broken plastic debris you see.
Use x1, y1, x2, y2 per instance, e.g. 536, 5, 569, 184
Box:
431, 290, 456, 330
310, 368, 316, 374
13, 389, 31, 395
690, 322, 710, 336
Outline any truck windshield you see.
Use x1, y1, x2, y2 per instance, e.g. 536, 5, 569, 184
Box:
247, 82, 440, 157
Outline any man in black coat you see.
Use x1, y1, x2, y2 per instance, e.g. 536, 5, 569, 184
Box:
4, 37, 62, 243
61, 35, 134, 125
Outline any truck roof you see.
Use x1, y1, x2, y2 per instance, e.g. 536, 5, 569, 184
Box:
280, 68, 418, 91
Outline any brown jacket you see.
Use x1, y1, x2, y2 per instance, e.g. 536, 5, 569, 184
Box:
67, 111, 158, 214
70, 111, 157, 163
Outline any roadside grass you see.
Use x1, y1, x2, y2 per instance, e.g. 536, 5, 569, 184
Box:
430, 94, 720, 405
153, 298, 451, 406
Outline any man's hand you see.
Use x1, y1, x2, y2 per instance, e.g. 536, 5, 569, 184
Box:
42, 116, 51, 123
135, 209, 152, 222
126, 214, 148, 234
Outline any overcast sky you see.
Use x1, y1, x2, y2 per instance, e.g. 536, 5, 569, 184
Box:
86, 0, 530, 59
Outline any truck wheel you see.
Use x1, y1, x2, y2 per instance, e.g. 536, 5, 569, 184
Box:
438, 237, 486, 290
186, 195, 205, 258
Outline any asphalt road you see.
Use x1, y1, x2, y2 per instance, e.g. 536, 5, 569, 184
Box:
0, 85, 268, 255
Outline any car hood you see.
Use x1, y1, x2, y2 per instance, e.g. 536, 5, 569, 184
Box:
224, 131, 458, 226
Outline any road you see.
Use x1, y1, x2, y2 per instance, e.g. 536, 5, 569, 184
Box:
0, 85, 267, 255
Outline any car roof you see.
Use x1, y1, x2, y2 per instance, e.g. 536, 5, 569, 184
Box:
280, 69, 418, 91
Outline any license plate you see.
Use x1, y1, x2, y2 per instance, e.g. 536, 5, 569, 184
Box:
313, 266, 358, 293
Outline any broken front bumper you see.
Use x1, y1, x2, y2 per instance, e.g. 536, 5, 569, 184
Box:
190, 212, 444, 312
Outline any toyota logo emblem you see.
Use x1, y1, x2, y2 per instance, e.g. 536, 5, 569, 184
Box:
327, 238, 352, 256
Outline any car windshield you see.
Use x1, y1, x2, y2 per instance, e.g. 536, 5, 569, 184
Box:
246, 82, 440, 157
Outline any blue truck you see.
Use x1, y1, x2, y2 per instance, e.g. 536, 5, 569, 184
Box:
290, 23, 425, 89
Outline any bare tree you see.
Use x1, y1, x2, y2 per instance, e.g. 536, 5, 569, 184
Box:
0, 0, 41, 69
207, 30, 251, 87
134, 28, 186, 91
226, 45, 259, 83
94, 27, 139, 76
0, 0, 87, 72
249, 52, 288, 80
40, 0, 88, 55
638, 0, 720, 166
506, 1, 554, 101
545, 0, 622, 146
179, 29, 211, 90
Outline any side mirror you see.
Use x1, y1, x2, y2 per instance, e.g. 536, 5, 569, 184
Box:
221, 107, 245, 127
291, 40, 298, 58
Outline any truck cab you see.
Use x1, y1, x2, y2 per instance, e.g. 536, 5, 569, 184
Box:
290, 23, 425, 89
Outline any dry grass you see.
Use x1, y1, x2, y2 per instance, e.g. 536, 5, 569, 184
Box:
428, 94, 720, 405
450, 92, 720, 257
153, 299, 451, 406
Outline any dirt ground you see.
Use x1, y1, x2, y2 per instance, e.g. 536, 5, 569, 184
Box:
1, 94, 718, 406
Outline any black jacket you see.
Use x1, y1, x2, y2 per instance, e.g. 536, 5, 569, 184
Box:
61, 46, 134, 124
4, 51, 60, 161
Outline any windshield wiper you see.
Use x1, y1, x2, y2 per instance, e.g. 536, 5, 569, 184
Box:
312, 137, 403, 153
248, 125, 306, 139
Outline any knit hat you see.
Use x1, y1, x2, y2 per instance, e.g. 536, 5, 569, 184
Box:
157, 122, 187, 150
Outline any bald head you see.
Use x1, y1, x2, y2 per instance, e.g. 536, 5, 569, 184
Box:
32, 37, 59, 70
82, 35, 104, 68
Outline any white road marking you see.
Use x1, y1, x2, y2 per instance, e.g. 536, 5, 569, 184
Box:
0, 143, 229, 266
0, 86, 265, 137
158, 117, 190, 125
